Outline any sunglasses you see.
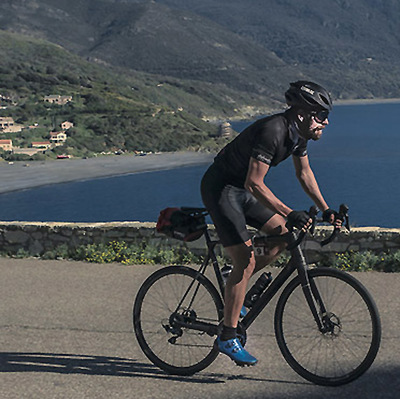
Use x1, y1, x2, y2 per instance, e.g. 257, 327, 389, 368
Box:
311, 110, 330, 123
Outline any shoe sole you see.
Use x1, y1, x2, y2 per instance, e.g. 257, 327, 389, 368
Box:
216, 346, 258, 367
234, 359, 258, 367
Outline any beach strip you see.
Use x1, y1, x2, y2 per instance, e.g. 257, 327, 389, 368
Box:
0, 152, 214, 194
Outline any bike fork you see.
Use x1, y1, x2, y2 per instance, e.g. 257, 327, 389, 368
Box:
301, 279, 326, 331
298, 265, 333, 333
293, 246, 327, 333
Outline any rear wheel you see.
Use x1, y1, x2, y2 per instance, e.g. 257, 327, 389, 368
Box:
274, 268, 381, 386
133, 266, 224, 375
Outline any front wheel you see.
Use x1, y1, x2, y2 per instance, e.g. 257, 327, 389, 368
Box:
133, 266, 224, 375
274, 268, 381, 386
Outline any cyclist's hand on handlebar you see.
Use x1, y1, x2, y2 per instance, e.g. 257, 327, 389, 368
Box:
322, 208, 343, 229
287, 210, 312, 232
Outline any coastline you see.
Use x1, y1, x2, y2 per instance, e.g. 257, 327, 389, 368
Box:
0, 152, 215, 195
226, 97, 400, 123
1, 99, 399, 196
335, 97, 400, 106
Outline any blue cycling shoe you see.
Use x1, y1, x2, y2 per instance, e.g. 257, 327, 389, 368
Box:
215, 337, 258, 366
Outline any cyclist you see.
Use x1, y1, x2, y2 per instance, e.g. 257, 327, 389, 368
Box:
201, 81, 340, 366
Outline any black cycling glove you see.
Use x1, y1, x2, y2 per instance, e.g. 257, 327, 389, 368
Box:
322, 208, 338, 224
287, 210, 310, 230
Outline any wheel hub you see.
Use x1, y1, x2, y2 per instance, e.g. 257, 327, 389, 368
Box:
322, 312, 342, 337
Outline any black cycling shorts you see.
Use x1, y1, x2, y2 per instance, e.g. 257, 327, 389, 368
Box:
201, 163, 275, 247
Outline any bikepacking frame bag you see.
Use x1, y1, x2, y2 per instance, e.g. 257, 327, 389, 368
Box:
156, 207, 207, 242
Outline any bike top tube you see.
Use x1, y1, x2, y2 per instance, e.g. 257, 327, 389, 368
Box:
200, 203, 350, 253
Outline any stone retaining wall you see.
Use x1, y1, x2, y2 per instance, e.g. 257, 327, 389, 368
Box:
1, 221, 400, 261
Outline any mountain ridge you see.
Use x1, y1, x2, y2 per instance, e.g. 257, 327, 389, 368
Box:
1, 0, 400, 116
155, 0, 400, 98
0, 0, 309, 99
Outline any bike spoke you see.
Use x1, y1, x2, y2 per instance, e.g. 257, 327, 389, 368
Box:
134, 267, 223, 374
275, 269, 380, 385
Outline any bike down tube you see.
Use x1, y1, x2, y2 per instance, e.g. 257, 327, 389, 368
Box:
241, 264, 297, 329
240, 250, 298, 329
241, 231, 323, 331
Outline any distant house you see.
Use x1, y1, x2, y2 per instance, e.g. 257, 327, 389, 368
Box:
32, 141, 52, 149
61, 121, 74, 130
0, 117, 23, 133
44, 95, 72, 105
0, 93, 13, 103
49, 131, 67, 146
0, 117, 14, 129
0, 139, 12, 151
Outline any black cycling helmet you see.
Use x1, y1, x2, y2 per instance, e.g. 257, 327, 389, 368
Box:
285, 81, 332, 111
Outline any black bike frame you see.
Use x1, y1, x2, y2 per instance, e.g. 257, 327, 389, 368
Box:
206, 229, 326, 333
172, 228, 326, 335
241, 232, 326, 332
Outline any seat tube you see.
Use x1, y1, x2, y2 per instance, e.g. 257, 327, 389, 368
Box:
204, 229, 225, 295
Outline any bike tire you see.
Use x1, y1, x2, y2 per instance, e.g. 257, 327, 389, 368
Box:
133, 266, 224, 375
274, 267, 381, 386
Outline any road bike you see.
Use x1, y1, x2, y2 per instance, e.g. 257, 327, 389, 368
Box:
133, 205, 381, 386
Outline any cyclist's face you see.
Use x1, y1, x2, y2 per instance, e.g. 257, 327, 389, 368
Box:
308, 114, 329, 141
298, 111, 329, 141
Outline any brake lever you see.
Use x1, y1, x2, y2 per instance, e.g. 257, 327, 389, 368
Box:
339, 204, 350, 231
320, 203, 350, 246
308, 205, 318, 236
286, 206, 318, 250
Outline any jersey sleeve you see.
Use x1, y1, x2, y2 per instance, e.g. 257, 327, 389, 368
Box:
292, 138, 308, 157
251, 126, 281, 165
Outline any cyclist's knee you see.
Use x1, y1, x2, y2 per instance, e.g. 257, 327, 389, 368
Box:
225, 241, 256, 282
261, 213, 288, 236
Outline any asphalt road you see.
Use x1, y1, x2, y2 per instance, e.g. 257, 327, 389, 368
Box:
1, 258, 399, 399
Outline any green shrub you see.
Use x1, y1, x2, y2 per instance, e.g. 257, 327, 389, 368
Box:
332, 251, 378, 272
374, 251, 400, 272
4, 240, 400, 273
42, 243, 70, 260
74, 240, 202, 265
318, 250, 400, 272
15, 248, 30, 258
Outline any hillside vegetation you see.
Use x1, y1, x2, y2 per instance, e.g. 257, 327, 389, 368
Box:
0, 30, 243, 159
1, 0, 400, 158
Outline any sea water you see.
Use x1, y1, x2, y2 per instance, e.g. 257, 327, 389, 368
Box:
0, 103, 399, 227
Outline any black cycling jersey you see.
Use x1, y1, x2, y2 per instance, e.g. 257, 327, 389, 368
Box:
201, 110, 309, 247
213, 110, 307, 187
